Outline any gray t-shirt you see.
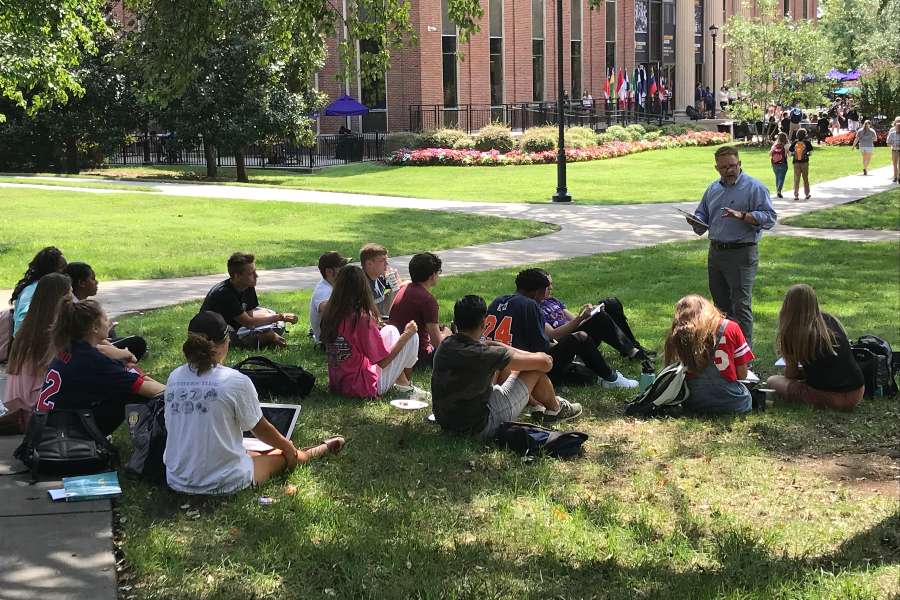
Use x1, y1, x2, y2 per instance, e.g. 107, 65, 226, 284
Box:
308, 279, 333, 342
431, 334, 512, 433
855, 128, 877, 149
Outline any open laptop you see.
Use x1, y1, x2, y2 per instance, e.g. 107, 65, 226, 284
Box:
242, 403, 301, 452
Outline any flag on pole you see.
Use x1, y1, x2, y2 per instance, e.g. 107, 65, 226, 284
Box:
610, 68, 618, 101
648, 73, 658, 97
618, 70, 629, 105
603, 69, 611, 99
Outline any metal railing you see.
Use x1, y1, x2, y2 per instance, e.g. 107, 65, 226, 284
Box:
106, 133, 385, 168
409, 100, 674, 133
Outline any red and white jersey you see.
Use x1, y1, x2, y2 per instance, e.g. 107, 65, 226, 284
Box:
713, 319, 754, 381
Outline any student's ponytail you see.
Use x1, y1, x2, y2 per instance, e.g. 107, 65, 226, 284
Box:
52, 298, 103, 351
183, 333, 217, 374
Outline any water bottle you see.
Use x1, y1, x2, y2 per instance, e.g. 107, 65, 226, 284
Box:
638, 361, 656, 392
874, 385, 884, 398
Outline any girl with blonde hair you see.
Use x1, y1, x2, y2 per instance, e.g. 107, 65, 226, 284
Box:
852, 119, 878, 175
664, 295, 753, 414
765, 284, 864, 410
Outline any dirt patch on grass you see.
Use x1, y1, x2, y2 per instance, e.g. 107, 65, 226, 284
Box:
787, 453, 900, 498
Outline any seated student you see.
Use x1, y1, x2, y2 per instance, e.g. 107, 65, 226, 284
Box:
65, 261, 148, 361
538, 270, 654, 362
199, 252, 298, 349
486, 269, 638, 389
388, 252, 451, 368
360, 243, 403, 316
320, 266, 423, 399
308, 251, 350, 344
0, 274, 71, 434
765, 284, 864, 411
10, 246, 67, 336
432, 295, 582, 439
164, 311, 345, 495
34, 299, 166, 435
663, 295, 753, 415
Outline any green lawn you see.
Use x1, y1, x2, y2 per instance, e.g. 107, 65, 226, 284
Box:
115, 237, 900, 600
0, 188, 555, 287
784, 187, 900, 231
80, 145, 894, 204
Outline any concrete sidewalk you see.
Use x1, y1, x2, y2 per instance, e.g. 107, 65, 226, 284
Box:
0, 437, 116, 600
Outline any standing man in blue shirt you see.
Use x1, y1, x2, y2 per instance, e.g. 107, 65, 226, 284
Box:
690, 146, 777, 349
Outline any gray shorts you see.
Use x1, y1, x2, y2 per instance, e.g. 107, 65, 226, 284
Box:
478, 375, 530, 441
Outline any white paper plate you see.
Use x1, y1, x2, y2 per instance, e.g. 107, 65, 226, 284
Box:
390, 399, 429, 410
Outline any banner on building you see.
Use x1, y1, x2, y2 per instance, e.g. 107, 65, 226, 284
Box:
694, 0, 704, 64
635, 0, 649, 63
662, 0, 675, 64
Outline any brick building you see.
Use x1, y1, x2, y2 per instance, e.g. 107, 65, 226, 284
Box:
319, 0, 818, 133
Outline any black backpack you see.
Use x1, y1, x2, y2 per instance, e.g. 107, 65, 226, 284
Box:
14, 409, 117, 482
624, 362, 690, 418
851, 335, 898, 397
494, 422, 588, 459
233, 356, 316, 398
124, 395, 167, 483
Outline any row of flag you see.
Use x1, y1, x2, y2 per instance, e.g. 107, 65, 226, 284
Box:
601, 66, 669, 106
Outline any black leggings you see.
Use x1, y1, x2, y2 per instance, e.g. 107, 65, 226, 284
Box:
577, 297, 639, 356
111, 336, 147, 362
549, 332, 613, 381
91, 393, 147, 436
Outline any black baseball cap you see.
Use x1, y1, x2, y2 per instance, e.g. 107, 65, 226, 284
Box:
318, 251, 351, 271
188, 311, 229, 343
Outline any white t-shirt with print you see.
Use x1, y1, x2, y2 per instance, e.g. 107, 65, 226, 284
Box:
163, 364, 263, 495
308, 279, 333, 342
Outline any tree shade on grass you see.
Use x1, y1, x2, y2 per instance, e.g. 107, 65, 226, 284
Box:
0, 188, 555, 287
783, 188, 900, 231
81, 145, 894, 204
114, 237, 899, 600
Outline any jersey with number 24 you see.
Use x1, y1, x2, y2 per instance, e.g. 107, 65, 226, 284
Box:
484, 294, 550, 353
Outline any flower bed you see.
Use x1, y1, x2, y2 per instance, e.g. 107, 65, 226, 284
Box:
388, 131, 730, 166
824, 130, 888, 146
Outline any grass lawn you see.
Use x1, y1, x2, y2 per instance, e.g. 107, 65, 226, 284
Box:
80, 145, 894, 204
784, 187, 900, 231
0, 188, 555, 287
0, 175, 157, 192
114, 236, 900, 600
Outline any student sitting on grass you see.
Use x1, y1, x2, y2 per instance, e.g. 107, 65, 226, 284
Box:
360, 243, 404, 316
663, 294, 753, 415
765, 284, 864, 411
164, 311, 345, 495
199, 252, 298, 349
35, 299, 166, 435
65, 261, 148, 362
309, 251, 350, 344
0, 274, 71, 435
486, 269, 638, 389
10, 246, 67, 336
388, 252, 452, 368
432, 295, 582, 439
320, 266, 425, 399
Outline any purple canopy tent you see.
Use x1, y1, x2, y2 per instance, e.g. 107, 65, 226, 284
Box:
841, 69, 860, 81
324, 95, 370, 116
826, 68, 845, 79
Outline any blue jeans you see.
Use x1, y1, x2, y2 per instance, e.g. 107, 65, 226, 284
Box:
685, 362, 752, 415
772, 162, 788, 193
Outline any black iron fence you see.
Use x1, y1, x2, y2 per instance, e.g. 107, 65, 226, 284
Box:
107, 133, 385, 168
409, 100, 674, 133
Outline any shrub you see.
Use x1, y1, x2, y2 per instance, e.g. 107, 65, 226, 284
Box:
643, 131, 661, 141
626, 124, 646, 137
519, 127, 557, 152
473, 123, 514, 152
384, 132, 424, 153
565, 126, 599, 149
421, 128, 469, 149
660, 123, 689, 136
596, 132, 616, 144
452, 136, 476, 149
605, 125, 631, 142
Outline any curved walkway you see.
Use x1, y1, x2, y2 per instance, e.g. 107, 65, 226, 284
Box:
2, 166, 897, 317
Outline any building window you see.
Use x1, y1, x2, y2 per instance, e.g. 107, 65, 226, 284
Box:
532, 0, 544, 101
571, 0, 582, 98
359, 39, 387, 132
442, 0, 457, 108
606, 0, 616, 72
649, 0, 662, 62
802, 0, 808, 18
784, 0, 790, 16
490, 0, 503, 106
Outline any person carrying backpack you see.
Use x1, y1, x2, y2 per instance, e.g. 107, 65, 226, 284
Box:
789, 107, 803, 139
788, 129, 813, 200
770, 132, 789, 199
765, 284, 864, 411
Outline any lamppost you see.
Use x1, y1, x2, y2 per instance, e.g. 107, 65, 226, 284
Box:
709, 24, 719, 120
552, 0, 572, 202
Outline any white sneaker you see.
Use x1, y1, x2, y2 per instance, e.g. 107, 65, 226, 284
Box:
600, 370, 639, 389
394, 384, 431, 401
742, 369, 760, 384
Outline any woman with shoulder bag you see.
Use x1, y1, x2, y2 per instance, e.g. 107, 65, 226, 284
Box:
770, 132, 789, 199
663, 295, 754, 415
163, 311, 345, 495
765, 284, 864, 411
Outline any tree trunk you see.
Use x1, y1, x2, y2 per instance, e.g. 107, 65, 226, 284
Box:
204, 142, 218, 178
143, 128, 151, 165
235, 148, 248, 182
65, 136, 80, 174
